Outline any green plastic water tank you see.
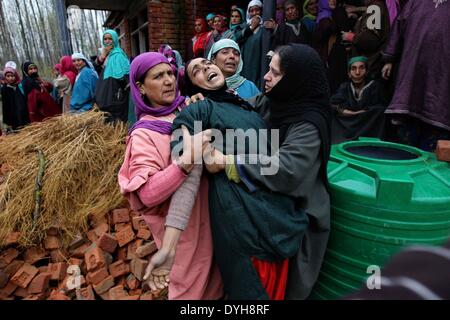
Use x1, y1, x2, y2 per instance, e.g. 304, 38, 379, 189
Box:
312, 138, 450, 300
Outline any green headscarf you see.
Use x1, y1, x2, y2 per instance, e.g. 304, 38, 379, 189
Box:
348, 56, 369, 69
229, 7, 246, 30
102, 29, 130, 80
303, 0, 317, 21
207, 39, 246, 90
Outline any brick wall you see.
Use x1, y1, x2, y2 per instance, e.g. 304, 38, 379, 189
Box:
114, 0, 233, 60
119, 20, 132, 57
147, 0, 230, 60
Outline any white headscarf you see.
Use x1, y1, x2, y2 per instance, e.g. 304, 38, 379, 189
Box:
5, 61, 17, 70
246, 0, 263, 24
71, 52, 95, 70
207, 39, 246, 90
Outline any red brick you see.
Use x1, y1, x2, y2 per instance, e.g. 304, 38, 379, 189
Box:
87, 230, 99, 243
115, 223, 131, 232
129, 210, 140, 217
136, 241, 157, 258
116, 225, 135, 247
104, 252, 114, 268
90, 214, 108, 228
68, 258, 83, 267
70, 242, 91, 259
93, 223, 109, 237
136, 228, 152, 240
0, 248, 20, 268
5, 232, 21, 246
50, 249, 67, 263
48, 290, 71, 300
86, 267, 109, 285
127, 239, 144, 260
130, 258, 148, 281
436, 140, 450, 162
116, 275, 128, 287
11, 263, 39, 288
48, 262, 68, 281
112, 208, 130, 224
99, 292, 110, 300
14, 286, 29, 298
129, 288, 143, 296
109, 260, 130, 278
38, 266, 48, 273
97, 232, 118, 253
0, 163, 11, 175
44, 236, 62, 250
109, 284, 128, 300
85, 245, 106, 272
117, 247, 128, 261
119, 295, 140, 300
3, 260, 24, 277
76, 285, 95, 300
0, 270, 8, 288
0, 281, 17, 297
23, 293, 46, 300
132, 216, 147, 231
23, 247, 48, 265
46, 227, 59, 236
68, 235, 86, 251
126, 274, 140, 290
28, 273, 51, 294
93, 275, 115, 295
140, 293, 154, 300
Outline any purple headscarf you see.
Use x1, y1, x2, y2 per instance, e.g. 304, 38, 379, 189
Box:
317, 0, 333, 23
129, 52, 185, 135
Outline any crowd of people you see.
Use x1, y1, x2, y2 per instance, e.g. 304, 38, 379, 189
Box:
1, 0, 449, 300
0, 29, 132, 134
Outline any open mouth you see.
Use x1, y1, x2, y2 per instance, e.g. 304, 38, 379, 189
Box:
225, 62, 236, 68
207, 72, 218, 81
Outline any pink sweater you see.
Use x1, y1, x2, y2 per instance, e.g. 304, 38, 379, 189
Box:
118, 114, 223, 300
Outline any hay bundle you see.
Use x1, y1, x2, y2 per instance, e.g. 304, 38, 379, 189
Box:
0, 111, 127, 248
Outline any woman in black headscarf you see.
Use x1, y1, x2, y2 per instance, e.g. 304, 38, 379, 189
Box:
147, 57, 309, 300
205, 44, 332, 300
21, 61, 61, 123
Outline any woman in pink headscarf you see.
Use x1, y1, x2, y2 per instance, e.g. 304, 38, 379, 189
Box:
118, 52, 223, 300
54, 56, 78, 113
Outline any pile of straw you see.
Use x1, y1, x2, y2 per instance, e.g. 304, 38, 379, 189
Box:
0, 111, 127, 248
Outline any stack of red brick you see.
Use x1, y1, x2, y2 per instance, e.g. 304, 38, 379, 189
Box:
0, 208, 166, 300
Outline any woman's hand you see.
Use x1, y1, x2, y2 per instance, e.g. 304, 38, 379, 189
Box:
143, 248, 175, 291
203, 144, 227, 173
101, 45, 113, 60
250, 16, 261, 31
382, 63, 393, 80
174, 125, 212, 172
263, 19, 277, 30
341, 109, 367, 117
143, 226, 181, 292
185, 93, 205, 106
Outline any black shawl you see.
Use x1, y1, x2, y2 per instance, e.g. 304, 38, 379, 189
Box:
266, 44, 332, 190
21, 61, 41, 96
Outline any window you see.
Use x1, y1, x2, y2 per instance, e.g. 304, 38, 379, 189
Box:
130, 9, 149, 57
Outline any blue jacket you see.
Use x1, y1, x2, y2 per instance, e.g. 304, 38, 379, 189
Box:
70, 66, 98, 112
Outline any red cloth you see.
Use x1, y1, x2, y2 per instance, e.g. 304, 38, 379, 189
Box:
27, 84, 61, 123
251, 257, 289, 300
60, 56, 78, 86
